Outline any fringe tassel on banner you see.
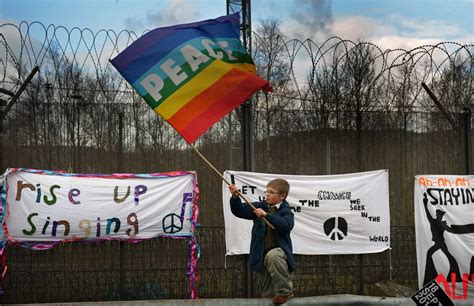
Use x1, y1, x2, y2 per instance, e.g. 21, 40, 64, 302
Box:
187, 236, 200, 299
169, 176, 201, 299
0, 168, 202, 299
1, 172, 6, 296
0, 242, 6, 296
187, 177, 200, 299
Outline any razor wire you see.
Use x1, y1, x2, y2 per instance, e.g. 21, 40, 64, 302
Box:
1, 21, 472, 111
0, 20, 472, 153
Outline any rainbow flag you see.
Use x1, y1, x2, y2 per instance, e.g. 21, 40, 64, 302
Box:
111, 13, 268, 143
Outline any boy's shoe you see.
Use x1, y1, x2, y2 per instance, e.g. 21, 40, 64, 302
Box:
272, 292, 294, 304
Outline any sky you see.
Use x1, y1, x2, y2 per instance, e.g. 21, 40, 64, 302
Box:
1, 0, 473, 51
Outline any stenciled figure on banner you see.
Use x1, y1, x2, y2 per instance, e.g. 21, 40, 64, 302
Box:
422, 193, 474, 284
415, 175, 474, 302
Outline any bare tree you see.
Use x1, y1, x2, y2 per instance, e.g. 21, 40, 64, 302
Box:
431, 55, 473, 113
252, 18, 294, 171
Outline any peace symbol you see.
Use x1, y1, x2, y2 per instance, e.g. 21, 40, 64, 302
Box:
323, 217, 348, 241
162, 213, 183, 234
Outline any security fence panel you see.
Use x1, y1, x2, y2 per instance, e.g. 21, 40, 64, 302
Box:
0, 20, 472, 303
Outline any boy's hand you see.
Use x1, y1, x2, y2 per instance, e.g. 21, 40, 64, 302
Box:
229, 184, 239, 198
254, 208, 267, 218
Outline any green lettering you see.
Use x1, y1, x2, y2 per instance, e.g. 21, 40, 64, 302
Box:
23, 213, 38, 235
43, 185, 60, 205
114, 186, 131, 203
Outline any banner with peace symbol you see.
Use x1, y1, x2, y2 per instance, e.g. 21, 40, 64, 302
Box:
1, 168, 198, 244
223, 169, 390, 255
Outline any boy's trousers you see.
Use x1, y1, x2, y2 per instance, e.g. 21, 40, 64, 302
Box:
259, 247, 294, 297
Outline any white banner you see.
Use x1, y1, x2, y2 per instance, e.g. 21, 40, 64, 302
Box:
223, 169, 390, 255
414, 175, 474, 302
2, 169, 197, 242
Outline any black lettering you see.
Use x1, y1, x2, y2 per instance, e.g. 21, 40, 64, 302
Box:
444, 189, 453, 205
298, 200, 319, 207
318, 190, 351, 200
350, 204, 365, 211
241, 185, 257, 194
426, 188, 443, 205
426, 188, 474, 205
450, 188, 461, 205
369, 235, 388, 242
466, 188, 474, 204
368, 216, 381, 222
289, 206, 301, 213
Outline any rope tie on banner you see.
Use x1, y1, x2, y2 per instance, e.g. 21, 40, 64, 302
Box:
0, 243, 6, 296
188, 177, 200, 299
187, 236, 200, 299
0, 174, 6, 296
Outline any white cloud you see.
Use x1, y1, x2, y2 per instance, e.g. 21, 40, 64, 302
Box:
328, 16, 385, 41
271, 11, 473, 89
282, 12, 473, 51
147, 0, 199, 26
124, 0, 200, 32
373, 35, 443, 51
389, 14, 466, 39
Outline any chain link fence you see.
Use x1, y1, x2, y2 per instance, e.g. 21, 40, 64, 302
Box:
0, 20, 472, 303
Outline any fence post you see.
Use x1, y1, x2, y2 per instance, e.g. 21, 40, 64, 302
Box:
117, 111, 124, 299
355, 110, 364, 295
117, 111, 124, 171
0, 66, 40, 175
459, 108, 472, 175
227, 0, 254, 298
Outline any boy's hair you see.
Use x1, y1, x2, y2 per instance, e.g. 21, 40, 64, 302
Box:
267, 178, 290, 196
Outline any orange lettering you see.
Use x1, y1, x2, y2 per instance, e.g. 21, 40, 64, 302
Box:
418, 177, 434, 187
438, 178, 449, 186
456, 178, 469, 187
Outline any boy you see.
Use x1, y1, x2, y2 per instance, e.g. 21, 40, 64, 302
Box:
229, 178, 296, 304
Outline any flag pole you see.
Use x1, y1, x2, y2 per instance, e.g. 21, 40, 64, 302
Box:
189, 143, 274, 229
